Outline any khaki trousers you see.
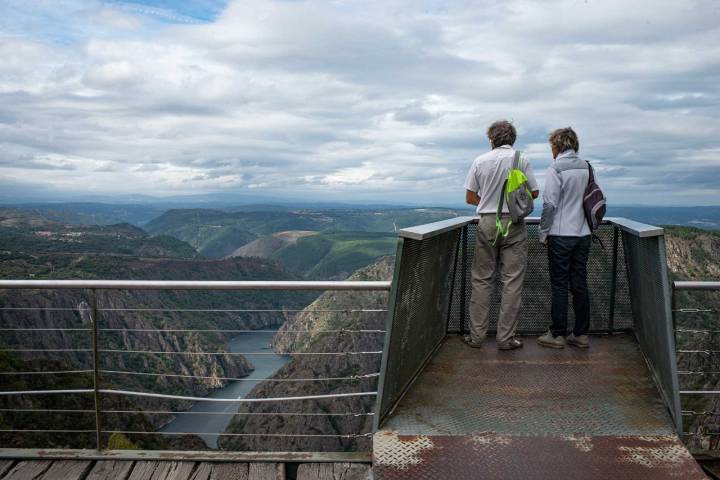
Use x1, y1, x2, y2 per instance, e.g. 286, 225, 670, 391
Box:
468, 215, 528, 345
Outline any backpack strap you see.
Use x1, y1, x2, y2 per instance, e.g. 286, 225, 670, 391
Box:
495, 151, 519, 220
492, 151, 521, 245
512, 150, 521, 170
496, 178, 508, 220
586, 161, 595, 183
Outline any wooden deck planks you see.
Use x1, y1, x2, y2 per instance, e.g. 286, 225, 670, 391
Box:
296, 463, 370, 480
127, 461, 197, 480
0, 461, 14, 478
161, 462, 197, 480
249, 463, 284, 480
187, 463, 214, 480
39, 461, 93, 480
0, 459, 371, 480
2, 460, 53, 480
190, 463, 249, 480
85, 461, 135, 480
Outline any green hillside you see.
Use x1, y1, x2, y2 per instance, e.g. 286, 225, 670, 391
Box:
0, 209, 198, 260
145, 207, 465, 258
271, 231, 397, 279
0, 203, 168, 227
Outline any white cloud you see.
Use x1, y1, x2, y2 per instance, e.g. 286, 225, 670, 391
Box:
0, 0, 718, 205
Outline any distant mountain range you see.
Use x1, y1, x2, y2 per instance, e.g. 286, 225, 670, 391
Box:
2, 202, 718, 231
607, 206, 720, 230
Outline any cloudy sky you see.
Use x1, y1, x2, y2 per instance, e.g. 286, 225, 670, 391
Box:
1, 0, 718, 206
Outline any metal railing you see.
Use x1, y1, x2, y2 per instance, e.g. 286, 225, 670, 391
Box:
0, 280, 390, 461
673, 281, 720, 453
375, 216, 682, 433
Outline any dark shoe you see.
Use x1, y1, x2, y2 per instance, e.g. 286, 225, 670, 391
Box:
567, 333, 590, 348
463, 335, 483, 349
498, 338, 523, 350
537, 331, 566, 349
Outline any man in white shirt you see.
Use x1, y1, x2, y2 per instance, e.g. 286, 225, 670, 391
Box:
464, 120, 539, 350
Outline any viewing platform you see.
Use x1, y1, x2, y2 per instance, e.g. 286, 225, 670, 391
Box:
1, 217, 718, 479
372, 217, 709, 478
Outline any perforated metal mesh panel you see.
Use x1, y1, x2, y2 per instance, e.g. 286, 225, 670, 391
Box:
376, 231, 460, 424
623, 233, 682, 433
447, 221, 633, 334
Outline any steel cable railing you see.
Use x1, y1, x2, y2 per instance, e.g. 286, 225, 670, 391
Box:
0, 279, 390, 452
96, 349, 383, 356
0, 408, 373, 417
673, 281, 720, 451
98, 370, 380, 382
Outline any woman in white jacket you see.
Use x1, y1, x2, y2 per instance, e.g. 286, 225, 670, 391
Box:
537, 127, 602, 350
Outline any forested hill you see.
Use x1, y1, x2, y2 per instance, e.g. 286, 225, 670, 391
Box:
0, 203, 167, 227
145, 208, 464, 258
0, 208, 197, 261
229, 231, 397, 280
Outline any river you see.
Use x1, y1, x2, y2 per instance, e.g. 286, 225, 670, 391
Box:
159, 330, 290, 449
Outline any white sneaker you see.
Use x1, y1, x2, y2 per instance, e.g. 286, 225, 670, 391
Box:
567, 333, 590, 348
537, 331, 566, 349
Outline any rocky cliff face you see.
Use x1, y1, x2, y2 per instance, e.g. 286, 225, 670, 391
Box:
218, 256, 393, 452
666, 227, 720, 280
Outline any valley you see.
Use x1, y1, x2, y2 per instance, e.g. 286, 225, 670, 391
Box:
1, 203, 719, 453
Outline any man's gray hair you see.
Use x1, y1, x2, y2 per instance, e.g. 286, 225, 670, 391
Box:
548, 127, 579, 153
487, 120, 516, 148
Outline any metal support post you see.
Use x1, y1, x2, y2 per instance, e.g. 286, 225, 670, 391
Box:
445, 230, 461, 333
608, 226, 619, 333
90, 289, 102, 450
459, 225, 469, 334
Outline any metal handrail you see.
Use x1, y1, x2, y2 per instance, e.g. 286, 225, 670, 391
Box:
0, 280, 391, 290
398, 215, 664, 240
674, 281, 720, 291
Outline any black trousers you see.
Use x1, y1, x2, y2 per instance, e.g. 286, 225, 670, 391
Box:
548, 235, 591, 337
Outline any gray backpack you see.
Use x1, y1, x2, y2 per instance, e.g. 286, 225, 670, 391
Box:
494, 151, 534, 242
583, 161, 606, 231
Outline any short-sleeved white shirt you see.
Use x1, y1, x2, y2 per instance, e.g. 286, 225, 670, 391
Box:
464, 145, 539, 214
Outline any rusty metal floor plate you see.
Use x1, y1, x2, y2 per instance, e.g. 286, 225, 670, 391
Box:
374, 335, 705, 479
382, 334, 673, 436
373, 432, 706, 479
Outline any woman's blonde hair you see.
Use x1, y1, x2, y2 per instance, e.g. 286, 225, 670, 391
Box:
548, 127, 579, 153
